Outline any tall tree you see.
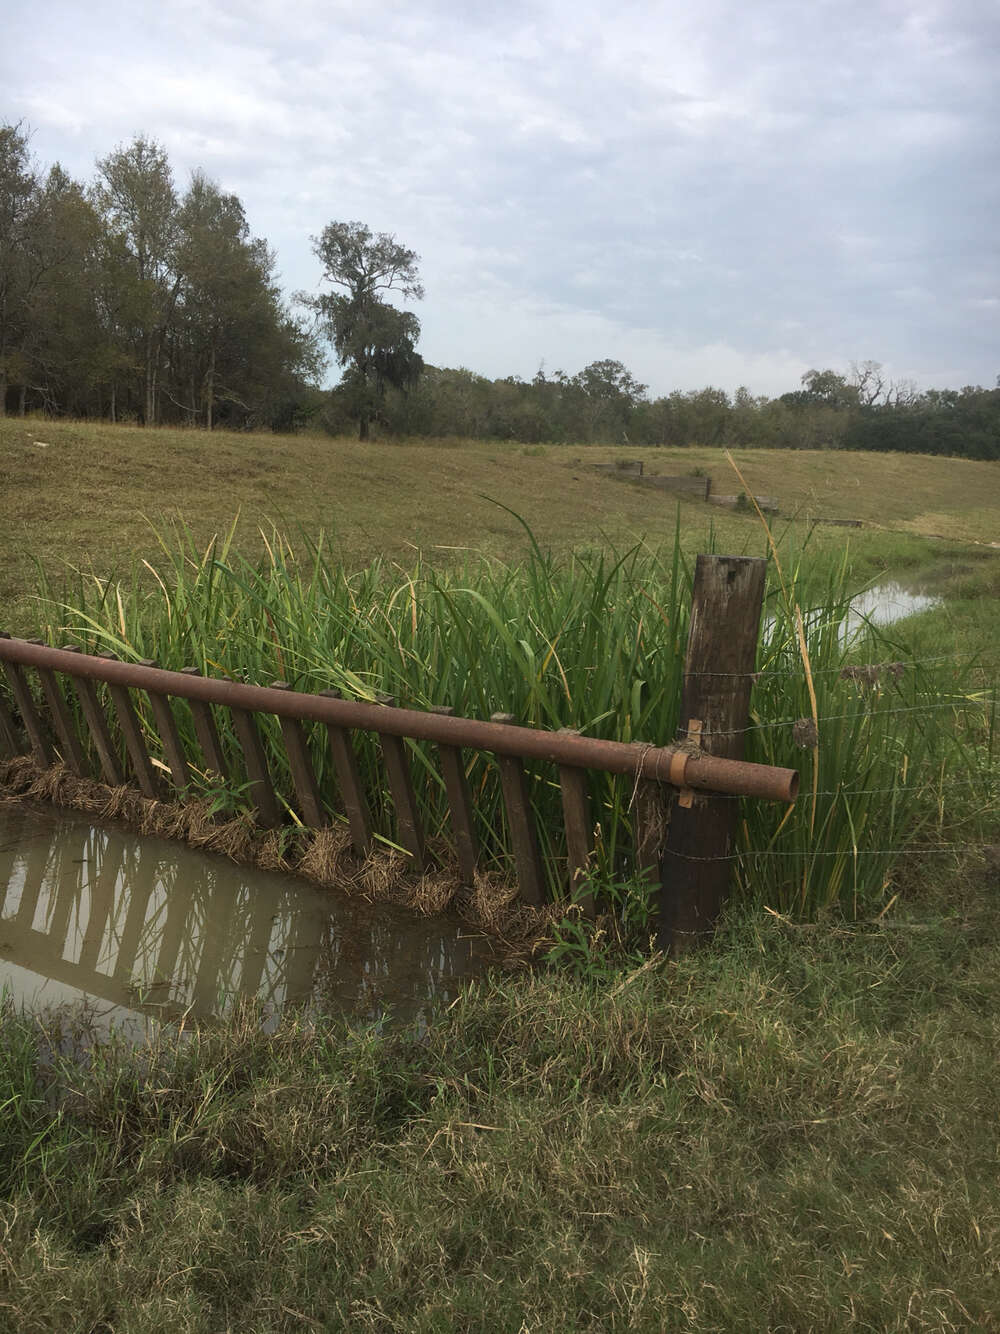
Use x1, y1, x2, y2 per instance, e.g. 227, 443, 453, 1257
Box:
307, 221, 423, 440
174, 173, 322, 430
93, 136, 179, 424
0, 123, 40, 415
21, 164, 103, 416
176, 173, 263, 427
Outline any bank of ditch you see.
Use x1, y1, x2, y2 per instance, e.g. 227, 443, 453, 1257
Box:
14, 521, 995, 924
1, 468, 999, 1328
2, 859, 999, 1331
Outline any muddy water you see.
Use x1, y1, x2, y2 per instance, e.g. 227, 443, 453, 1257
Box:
0, 802, 498, 1041
846, 582, 941, 638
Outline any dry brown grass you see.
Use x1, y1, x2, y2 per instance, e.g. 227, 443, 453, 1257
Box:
0, 760, 555, 950
4, 415, 998, 631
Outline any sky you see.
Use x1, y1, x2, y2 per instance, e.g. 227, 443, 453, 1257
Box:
3, 0, 997, 397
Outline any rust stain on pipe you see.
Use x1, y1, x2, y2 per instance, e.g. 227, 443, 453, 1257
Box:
0, 636, 799, 803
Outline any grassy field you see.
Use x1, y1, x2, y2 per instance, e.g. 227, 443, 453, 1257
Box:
3, 876, 999, 1332
2, 417, 999, 1330
3, 415, 999, 631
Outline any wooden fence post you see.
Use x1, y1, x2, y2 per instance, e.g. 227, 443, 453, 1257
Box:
0, 687, 19, 758
557, 728, 595, 916
139, 660, 191, 794
657, 554, 767, 953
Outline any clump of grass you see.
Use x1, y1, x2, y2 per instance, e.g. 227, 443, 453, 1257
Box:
22, 517, 996, 918
2, 881, 1000, 1329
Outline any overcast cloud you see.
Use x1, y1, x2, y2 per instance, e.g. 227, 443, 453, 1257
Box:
4, 0, 997, 395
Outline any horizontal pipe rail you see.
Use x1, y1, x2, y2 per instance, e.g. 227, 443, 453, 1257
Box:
0, 635, 798, 803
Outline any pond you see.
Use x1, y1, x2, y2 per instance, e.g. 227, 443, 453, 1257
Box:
847, 581, 941, 636
0, 801, 498, 1042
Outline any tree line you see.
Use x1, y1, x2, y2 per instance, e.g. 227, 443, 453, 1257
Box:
349, 360, 999, 461
2, 122, 997, 460
0, 124, 320, 429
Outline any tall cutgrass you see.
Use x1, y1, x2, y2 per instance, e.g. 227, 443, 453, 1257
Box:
28, 519, 996, 917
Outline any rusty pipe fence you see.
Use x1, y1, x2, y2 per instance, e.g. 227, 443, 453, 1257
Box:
0, 632, 798, 910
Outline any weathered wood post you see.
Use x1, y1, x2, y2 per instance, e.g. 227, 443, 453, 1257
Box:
658, 554, 767, 953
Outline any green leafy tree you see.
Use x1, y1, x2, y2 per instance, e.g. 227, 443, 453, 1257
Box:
307, 221, 423, 440
571, 359, 648, 441
0, 123, 42, 415
93, 136, 179, 424
173, 172, 319, 430
20, 163, 103, 416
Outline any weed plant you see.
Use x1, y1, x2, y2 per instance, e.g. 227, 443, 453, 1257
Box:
23, 519, 996, 919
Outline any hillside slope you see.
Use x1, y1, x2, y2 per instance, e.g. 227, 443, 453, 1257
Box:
2, 418, 998, 629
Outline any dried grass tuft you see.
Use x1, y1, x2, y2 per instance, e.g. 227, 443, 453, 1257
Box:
358, 845, 409, 899
296, 824, 355, 887
401, 870, 461, 916
0, 762, 538, 947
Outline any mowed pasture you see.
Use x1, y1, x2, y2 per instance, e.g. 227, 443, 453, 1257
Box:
3, 416, 999, 631
2, 417, 1000, 1331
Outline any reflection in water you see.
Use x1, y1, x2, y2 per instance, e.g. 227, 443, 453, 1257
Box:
0, 802, 496, 1040
846, 582, 940, 640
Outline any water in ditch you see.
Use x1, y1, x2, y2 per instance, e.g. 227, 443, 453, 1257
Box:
846, 582, 941, 639
0, 801, 499, 1043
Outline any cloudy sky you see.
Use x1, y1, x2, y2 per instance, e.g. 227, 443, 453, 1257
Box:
4, 0, 997, 396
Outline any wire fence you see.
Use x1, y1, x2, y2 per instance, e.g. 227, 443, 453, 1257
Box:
688, 651, 990, 681
668, 842, 998, 863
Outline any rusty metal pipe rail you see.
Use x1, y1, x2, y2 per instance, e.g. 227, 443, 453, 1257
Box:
0, 635, 798, 803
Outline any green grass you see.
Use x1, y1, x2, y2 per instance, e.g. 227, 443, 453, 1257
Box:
21, 518, 995, 919
3, 415, 999, 632
2, 869, 999, 1332
2, 419, 999, 1328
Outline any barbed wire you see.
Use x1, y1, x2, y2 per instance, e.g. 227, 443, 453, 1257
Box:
664, 841, 998, 863
685, 652, 988, 681
687, 695, 993, 739
655, 775, 996, 801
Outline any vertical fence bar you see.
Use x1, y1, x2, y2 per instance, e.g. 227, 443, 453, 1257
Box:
270, 682, 327, 828
179, 668, 229, 779
0, 684, 20, 758
491, 712, 546, 906
376, 695, 425, 871
138, 660, 191, 794
557, 730, 594, 916
98, 652, 160, 799
27, 640, 88, 777
1, 633, 54, 768
430, 705, 480, 885
229, 705, 281, 828
658, 554, 767, 953
319, 690, 373, 856
62, 646, 125, 786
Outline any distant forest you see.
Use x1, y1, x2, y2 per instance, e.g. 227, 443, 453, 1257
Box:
2, 124, 997, 460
